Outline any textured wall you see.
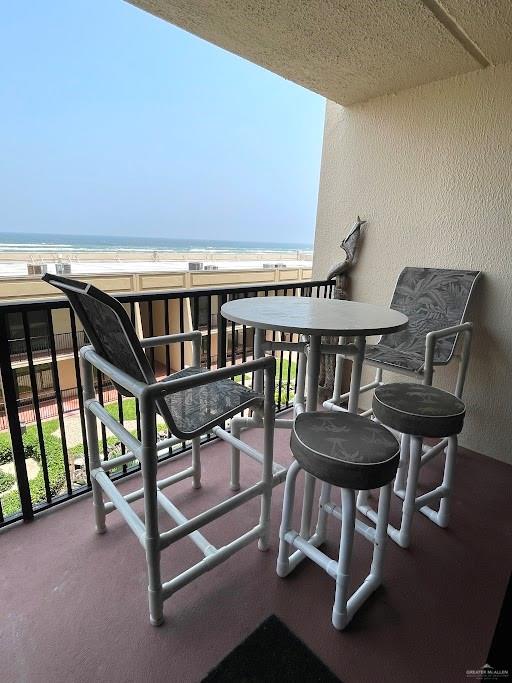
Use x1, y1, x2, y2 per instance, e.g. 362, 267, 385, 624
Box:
313, 62, 512, 463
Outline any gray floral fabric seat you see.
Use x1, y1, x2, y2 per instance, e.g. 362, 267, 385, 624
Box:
364, 345, 425, 373
291, 412, 399, 490
161, 367, 262, 436
365, 267, 479, 374
373, 383, 465, 437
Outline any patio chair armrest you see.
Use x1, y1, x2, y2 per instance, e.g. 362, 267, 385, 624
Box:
425, 321, 473, 343
80, 345, 148, 398
140, 331, 202, 366
144, 356, 276, 400
424, 322, 473, 361
139, 331, 202, 349
423, 322, 473, 394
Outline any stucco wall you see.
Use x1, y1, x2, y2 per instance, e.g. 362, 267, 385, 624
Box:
313, 62, 512, 463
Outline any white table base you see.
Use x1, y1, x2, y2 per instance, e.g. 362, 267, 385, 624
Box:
229, 328, 368, 540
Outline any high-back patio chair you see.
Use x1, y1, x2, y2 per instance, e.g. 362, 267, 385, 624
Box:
365, 267, 480, 387
325, 267, 480, 414
42, 273, 277, 626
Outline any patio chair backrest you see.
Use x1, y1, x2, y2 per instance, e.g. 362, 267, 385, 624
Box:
380, 267, 480, 364
42, 273, 156, 396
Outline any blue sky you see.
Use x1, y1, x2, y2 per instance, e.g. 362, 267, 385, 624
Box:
1, 1, 325, 245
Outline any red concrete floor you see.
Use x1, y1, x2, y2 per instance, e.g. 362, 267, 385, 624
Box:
0, 422, 510, 683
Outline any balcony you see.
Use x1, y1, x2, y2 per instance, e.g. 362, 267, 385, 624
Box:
2, 0, 511, 676
0, 278, 509, 682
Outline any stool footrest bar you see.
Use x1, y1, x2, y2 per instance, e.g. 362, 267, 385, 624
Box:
157, 490, 217, 557
286, 532, 327, 574
161, 526, 261, 599
418, 505, 444, 524
103, 466, 196, 513
93, 469, 145, 542
322, 501, 378, 544
159, 482, 265, 549
345, 575, 381, 623
421, 438, 448, 465
414, 485, 447, 509
321, 401, 349, 413
284, 530, 338, 578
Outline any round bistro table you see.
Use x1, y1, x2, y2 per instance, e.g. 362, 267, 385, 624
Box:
221, 296, 408, 536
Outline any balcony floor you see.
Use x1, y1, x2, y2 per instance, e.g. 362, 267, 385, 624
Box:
1, 419, 510, 682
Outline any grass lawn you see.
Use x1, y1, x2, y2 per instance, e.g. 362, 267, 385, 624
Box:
0, 416, 67, 518
0, 402, 133, 519
235, 357, 297, 408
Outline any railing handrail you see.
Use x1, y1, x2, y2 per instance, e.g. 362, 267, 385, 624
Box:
8, 330, 89, 363
0, 279, 328, 312
9, 330, 87, 344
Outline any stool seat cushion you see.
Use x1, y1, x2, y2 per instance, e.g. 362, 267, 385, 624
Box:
290, 412, 399, 490
373, 383, 465, 437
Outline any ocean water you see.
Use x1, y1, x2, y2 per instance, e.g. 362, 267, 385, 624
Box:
0, 232, 312, 253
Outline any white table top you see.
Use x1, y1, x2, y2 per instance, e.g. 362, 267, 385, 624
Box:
221, 296, 408, 336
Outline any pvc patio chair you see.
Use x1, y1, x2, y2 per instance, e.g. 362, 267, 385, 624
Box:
324, 267, 480, 412
42, 273, 276, 626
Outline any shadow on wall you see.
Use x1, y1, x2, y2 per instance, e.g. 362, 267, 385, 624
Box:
464, 272, 511, 454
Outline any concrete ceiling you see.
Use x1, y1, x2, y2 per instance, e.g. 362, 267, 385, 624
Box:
441, 0, 512, 65
128, 0, 512, 105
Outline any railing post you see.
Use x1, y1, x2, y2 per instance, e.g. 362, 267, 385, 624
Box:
0, 311, 33, 521
217, 293, 227, 368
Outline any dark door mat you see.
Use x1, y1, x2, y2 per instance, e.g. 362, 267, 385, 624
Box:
202, 614, 342, 682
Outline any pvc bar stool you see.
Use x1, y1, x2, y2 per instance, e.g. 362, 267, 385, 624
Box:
276, 412, 399, 630
359, 383, 466, 549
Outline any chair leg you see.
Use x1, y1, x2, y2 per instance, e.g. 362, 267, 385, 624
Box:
81, 356, 106, 534
140, 395, 164, 626
356, 488, 370, 508
397, 435, 422, 548
91, 477, 106, 535
332, 488, 356, 630
191, 436, 202, 489
394, 433, 410, 494
300, 473, 316, 538
145, 538, 163, 627
230, 418, 241, 492
294, 351, 306, 415
315, 481, 332, 544
370, 483, 392, 581
258, 368, 276, 551
436, 435, 457, 528
276, 460, 301, 576
332, 352, 344, 405
338, 485, 392, 630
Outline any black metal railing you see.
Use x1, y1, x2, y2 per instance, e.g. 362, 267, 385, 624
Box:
8, 330, 88, 362
0, 382, 117, 427
0, 280, 333, 527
